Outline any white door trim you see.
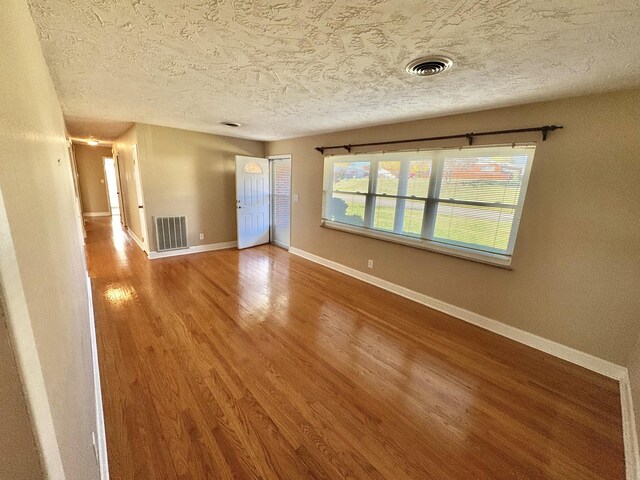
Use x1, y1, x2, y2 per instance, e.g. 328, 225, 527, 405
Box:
113, 154, 127, 227
131, 144, 149, 253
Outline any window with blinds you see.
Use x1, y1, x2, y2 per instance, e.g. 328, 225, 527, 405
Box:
322, 144, 536, 265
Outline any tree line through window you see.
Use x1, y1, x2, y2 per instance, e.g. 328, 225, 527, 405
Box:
322, 145, 536, 256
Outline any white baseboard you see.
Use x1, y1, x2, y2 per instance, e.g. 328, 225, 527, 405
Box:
83, 212, 111, 217
85, 275, 109, 480
127, 228, 146, 254
288, 247, 626, 380
271, 240, 290, 250
289, 246, 638, 478
148, 241, 237, 259
620, 372, 640, 480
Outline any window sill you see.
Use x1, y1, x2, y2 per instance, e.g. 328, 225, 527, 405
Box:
320, 220, 513, 269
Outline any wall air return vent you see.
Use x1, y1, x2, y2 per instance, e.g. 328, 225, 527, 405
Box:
406, 56, 453, 77
155, 216, 188, 252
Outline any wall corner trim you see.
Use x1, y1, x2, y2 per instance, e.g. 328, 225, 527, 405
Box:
85, 275, 109, 480
0, 194, 66, 478
620, 371, 640, 480
147, 241, 238, 259
289, 246, 638, 478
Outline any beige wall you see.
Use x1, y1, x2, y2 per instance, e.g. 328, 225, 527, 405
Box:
135, 123, 264, 251
112, 124, 143, 242
0, 0, 100, 478
266, 89, 640, 366
0, 301, 41, 479
74, 144, 112, 214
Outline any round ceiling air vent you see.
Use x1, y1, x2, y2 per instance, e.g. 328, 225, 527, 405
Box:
405, 55, 453, 77
221, 121, 241, 127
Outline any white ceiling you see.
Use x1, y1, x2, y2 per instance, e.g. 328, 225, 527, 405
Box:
29, 0, 640, 141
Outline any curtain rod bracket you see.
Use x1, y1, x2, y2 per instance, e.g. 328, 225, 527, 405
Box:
466, 133, 474, 146
345, 144, 352, 153
541, 125, 563, 141
542, 126, 549, 141
315, 147, 324, 154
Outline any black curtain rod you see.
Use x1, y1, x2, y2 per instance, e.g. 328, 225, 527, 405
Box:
315, 125, 563, 154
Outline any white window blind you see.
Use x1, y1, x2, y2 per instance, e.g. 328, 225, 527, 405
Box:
322, 144, 536, 265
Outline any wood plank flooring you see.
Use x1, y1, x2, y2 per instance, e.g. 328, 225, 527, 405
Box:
87, 217, 625, 479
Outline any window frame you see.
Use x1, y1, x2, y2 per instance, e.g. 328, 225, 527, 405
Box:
321, 144, 536, 268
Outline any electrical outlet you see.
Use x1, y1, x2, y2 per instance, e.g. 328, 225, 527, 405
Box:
367, 259, 374, 269
199, 233, 204, 240
293, 193, 299, 203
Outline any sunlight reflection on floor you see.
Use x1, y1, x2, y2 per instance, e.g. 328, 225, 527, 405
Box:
104, 284, 134, 306
110, 215, 126, 253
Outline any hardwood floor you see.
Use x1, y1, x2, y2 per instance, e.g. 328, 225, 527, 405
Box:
87, 217, 625, 480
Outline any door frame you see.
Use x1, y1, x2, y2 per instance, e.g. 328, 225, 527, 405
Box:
112, 153, 126, 226
68, 142, 86, 243
267, 154, 292, 250
131, 144, 149, 253
101, 156, 117, 216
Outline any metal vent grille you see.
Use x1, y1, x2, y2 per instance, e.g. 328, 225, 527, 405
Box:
406, 56, 453, 76
155, 216, 188, 252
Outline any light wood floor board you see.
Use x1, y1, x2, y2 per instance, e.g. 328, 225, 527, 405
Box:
86, 217, 625, 479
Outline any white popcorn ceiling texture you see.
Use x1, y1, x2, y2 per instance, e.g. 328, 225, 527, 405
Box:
29, 0, 640, 141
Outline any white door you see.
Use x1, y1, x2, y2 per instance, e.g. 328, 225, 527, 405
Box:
132, 144, 148, 252
236, 155, 270, 249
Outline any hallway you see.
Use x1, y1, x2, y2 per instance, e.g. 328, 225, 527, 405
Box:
87, 217, 625, 480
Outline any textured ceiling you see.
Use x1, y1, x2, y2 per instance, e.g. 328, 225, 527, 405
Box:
29, 0, 640, 141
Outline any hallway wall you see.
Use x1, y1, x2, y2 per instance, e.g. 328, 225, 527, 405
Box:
112, 124, 144, 244
74, 143, 112, 215
124, 123, 265, 252
0, 0, 101, 478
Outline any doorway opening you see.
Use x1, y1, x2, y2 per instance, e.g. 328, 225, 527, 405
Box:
269, 155, 291, 250
103, 157, 120, 217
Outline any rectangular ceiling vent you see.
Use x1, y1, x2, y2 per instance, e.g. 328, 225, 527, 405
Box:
155, 216, 188, 252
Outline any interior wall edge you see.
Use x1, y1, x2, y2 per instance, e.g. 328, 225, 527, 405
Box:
85, 275, 109, 480
0, 190, 65, 479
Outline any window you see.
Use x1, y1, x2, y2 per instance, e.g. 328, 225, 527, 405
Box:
322, 145, 536, 266
244, 162, 263, 174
